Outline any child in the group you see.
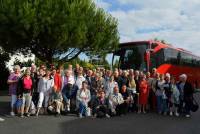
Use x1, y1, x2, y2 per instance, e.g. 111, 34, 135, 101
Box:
15, 95, 23, 115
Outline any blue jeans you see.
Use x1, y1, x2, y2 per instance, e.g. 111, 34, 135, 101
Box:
62, 84, 73, 104
184, 97, 192, 115
162, 99, 168, 113
62, 92, 70, 104
156, 96, 162, 113
79, 102, 87, 116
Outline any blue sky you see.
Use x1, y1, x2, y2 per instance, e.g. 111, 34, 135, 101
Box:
80, 0, 200, 63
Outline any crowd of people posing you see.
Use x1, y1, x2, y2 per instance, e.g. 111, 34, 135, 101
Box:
7, 64, 195, 119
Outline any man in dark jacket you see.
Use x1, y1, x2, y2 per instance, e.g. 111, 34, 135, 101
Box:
177, 74, 194, 118
85, 70, 93, 91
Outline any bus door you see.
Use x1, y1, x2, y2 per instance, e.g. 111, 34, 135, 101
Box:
112, 50, 123, 70
144, 50, 151, 72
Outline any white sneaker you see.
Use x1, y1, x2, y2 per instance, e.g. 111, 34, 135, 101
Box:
79, 114, 83, 118
26, 113, 30, 117
105, 114, 110, 118
67, 107, 70, 112
20, 115, 24, 118
175, 112, 179, 117
170, 112, 173, 116
0, 117, 5, 122
10, 112, 15, 116
186, 114, 191, 118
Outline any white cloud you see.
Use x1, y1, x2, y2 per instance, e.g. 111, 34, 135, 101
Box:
93, 0, 111, 10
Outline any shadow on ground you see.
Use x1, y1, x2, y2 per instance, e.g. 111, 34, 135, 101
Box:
0, 90, 10, 115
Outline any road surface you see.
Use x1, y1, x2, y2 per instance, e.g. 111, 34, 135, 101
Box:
0, 91, 200, 134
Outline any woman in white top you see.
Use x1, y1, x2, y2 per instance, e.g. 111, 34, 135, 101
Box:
105, 75, 118, 98
76, 81, 91, 118
36, 70, 54, 116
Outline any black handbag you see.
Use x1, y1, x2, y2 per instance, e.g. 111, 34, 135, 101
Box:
32, 92, 39, 106
191, 98, 199, 112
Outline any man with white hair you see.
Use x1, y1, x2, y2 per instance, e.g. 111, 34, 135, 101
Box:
177, 74, 194, 118
62, 69, 75, 112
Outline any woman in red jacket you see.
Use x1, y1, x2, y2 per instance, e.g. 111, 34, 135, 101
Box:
138, 74, 149, 113
54, 68, 63, 92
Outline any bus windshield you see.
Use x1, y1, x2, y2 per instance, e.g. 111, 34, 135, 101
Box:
114, 44, 148, 71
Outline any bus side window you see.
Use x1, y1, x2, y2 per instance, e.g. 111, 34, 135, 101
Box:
177, 52, 181, 64
163, 48, 179, 65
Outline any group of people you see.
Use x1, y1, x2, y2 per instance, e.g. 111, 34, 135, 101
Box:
6, 63, 195, 119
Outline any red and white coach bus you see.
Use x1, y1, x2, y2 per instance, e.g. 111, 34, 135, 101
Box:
112, 40, 200, 88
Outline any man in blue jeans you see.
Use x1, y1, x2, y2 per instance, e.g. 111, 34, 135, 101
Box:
62, 70, 75, 112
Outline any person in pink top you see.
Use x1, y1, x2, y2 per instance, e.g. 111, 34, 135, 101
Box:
7, 65, 21, 116
17, 68, 33, 117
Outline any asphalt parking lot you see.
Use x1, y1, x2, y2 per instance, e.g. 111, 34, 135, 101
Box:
1, 91, 200, 134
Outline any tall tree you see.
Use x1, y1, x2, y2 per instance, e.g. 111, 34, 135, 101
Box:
0, 0, 119, 63
0, 48, 10, 90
